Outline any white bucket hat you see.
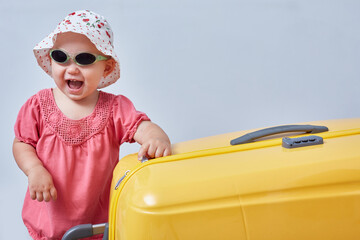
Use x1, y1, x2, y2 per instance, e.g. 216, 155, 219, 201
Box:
33, 10, 120, 89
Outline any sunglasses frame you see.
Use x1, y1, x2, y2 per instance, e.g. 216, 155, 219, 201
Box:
50, 49, 109, 66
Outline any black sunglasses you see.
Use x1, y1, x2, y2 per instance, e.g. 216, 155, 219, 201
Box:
50, 49, 109, 66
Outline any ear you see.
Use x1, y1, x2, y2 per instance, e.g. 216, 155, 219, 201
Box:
48, 53, 52, 66
103, 58, 116, 78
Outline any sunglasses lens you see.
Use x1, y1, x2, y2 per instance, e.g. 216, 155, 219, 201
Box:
51, 50, 68, 63
75, 53, 96, 65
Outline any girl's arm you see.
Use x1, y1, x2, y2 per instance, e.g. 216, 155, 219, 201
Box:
12, 138, 57, 202
134, 121, 172, 160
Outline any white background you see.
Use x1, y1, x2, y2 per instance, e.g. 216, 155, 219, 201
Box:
1, 0, 359, 239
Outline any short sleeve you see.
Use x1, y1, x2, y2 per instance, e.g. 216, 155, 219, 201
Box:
14, 95, 41, 148
112, 95, 150, 144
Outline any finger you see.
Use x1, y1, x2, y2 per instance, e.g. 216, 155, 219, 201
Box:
29, 189, 36, 200
138, 144, 149, 160
43, 191, 51, 202
146, 144, 156, 159
36, 191, 44, 202
163, 147, 172, 157
155, 146, 166, 158
50, 187, 58, 201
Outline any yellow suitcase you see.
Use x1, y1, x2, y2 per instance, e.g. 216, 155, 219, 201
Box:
63, 118, 360, 240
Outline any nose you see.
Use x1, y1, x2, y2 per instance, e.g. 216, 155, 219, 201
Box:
66, 60, 80, 75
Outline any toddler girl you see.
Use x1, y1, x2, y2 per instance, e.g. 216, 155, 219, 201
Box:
13, 10, 171, 240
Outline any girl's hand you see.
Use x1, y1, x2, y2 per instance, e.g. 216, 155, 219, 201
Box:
134, 121, 172, 160
13, 138, 57, 202
27, 165, 57, 202
138, 137, 172, 160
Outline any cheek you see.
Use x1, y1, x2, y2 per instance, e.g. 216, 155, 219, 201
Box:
80, 67, 105, 87
50, 62, 63, 77
85, 65, 106, 79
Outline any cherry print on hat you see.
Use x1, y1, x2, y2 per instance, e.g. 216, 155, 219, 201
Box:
33, 10, 120, 89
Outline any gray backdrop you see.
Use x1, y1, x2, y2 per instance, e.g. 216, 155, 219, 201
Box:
1, 0, 359, 239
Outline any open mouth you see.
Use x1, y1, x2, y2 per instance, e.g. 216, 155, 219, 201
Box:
67, 80, 84, 90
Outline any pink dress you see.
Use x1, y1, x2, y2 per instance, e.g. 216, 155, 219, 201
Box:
14, 89, 150, 240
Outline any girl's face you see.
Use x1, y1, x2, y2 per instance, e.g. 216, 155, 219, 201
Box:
50, 32, 114, 102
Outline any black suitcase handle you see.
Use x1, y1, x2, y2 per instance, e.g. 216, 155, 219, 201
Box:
230, 124, 329, 145
62, 223, 108, 240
